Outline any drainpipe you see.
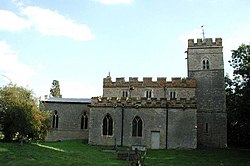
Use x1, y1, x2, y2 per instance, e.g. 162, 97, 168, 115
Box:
164, 86, 168, 149
121, 104, 124, 147
185, 50, 189, 77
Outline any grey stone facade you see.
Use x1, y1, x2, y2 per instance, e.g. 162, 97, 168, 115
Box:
187, 38, 227, 148
41, 38, 227, 149
89, 97, 197, 149
41, 98, 90, 141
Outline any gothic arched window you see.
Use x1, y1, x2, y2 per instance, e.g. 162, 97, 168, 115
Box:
103, 114, 113, 136
132, 116, 143, 137
52, 110, 59, 128
202, 59, 210, 70
206, 60, 210, 69
81, 112, 88, 129
202, 60, 206, 69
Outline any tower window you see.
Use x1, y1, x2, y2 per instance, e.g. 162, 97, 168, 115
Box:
81, 112, 88, 129
206, 60, 210, 69
203, 60, 206, 69
146, 90, 152, 98
52, 110, 59, 129
103, 114, 113, 136
205, 123, 209, 133
132, 116, 143, 137
202, 59, 210, 70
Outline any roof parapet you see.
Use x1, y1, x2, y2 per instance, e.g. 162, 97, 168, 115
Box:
91, 96, 196, 109
188, 38, 222, 47
103, 77, 196, 88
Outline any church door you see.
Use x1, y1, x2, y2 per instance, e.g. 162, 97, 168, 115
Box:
151, 131, 160, 149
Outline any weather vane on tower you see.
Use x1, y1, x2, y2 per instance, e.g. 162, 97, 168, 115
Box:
201, 25, 206, 43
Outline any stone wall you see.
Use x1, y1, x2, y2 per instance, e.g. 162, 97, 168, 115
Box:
89, 97, 197, 149
168, 108, 197, 149
187, 38, 227, 148
89, 106, 167, 148
103, 77, 196, 99
197, 112, 227, 148
42, 101, 90, 141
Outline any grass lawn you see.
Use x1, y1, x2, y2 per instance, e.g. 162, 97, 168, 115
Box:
0, 140, 250, 166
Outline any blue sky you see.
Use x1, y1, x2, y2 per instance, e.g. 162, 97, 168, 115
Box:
0, 0, 249, 98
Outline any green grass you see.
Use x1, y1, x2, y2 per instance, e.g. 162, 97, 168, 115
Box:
0, 140, 250, 166
146, 148, 250, 165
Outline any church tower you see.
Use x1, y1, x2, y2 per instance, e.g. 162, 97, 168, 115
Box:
187, 38, 227, 148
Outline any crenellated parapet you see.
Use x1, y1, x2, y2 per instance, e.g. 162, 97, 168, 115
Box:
91, 96, 196, 109
103, 77, 196, 88
188, 38, 222, 47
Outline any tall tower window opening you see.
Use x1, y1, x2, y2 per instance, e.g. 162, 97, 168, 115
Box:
205, 123, 209, 133
206, 60, 210, 69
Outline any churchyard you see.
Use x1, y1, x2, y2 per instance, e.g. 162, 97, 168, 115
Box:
0, 140, 250, 165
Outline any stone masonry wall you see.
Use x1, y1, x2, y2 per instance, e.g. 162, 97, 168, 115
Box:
89, 106, 197, 149
187, 38, 227, 148
43, 102, 89, 141
89, 97, 197, 149
103, 77, 196, 100
168, 108, 197, 149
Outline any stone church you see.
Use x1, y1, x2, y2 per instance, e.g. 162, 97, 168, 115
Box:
41, 38, 227, 149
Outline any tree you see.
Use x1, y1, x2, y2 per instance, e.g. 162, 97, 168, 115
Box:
0, 84, 50, 142
226, 44, 250, 147
50, 80, 62, 98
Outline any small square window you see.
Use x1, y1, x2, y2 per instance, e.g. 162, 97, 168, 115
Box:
170, 91, 176, 99
122, 91, 129, 97
146, 90, 152, 98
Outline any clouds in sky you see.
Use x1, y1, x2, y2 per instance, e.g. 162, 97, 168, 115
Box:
0, 10, 30, 31
21, 6, 95, 41
95, 0, 133, 4
0, 6, 95, 41
0, 41, 35, 86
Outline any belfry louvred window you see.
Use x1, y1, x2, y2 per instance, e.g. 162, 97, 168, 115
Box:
202, 59, 210, 70
103, 114, 113, 136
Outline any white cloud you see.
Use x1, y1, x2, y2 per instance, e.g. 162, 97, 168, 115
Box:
95, 0, 133, 4
21, 6, 95, 41
0, 10, 30, 31
0, 41, 36, 86
0, 6, 95, 41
